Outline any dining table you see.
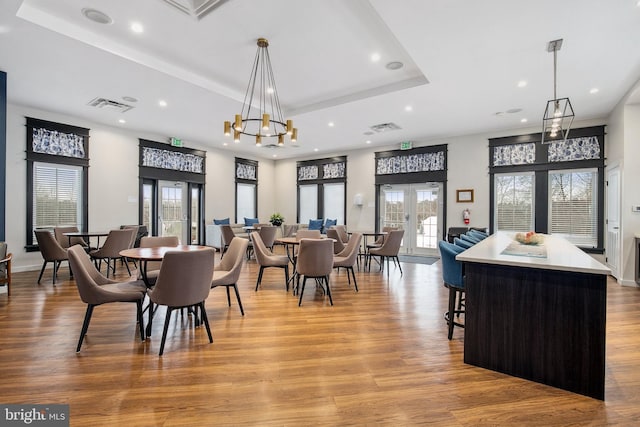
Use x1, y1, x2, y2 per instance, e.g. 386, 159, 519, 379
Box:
354, 231, 387, 270
64, 231, 110, 249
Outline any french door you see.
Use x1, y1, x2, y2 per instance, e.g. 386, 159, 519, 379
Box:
379, 183, 443, 256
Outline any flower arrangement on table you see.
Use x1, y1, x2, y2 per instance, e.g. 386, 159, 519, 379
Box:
514, 231, 545, 245
269, 213, 285, 227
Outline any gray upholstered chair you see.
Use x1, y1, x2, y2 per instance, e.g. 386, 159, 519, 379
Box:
295, 238, 334, 306
68, 245, 147, 352
366, 226, 397, 252
211, 237, 249, 315
34, 229, 69, 285
326, 228, 346, 254
368, 229, 405, 277
334, 224, 350, 244
252, 231, 290, 292
0, 242, 12, 296
54, 226, 89, 250
333, 232, 362, 292
247, 225, 277, 259
137, 235, 180, 286
89, 228, 136, 278
147, 248, 216, 356
220, 224, 237, 258
296, 229, 321, 240
282, 224, 298, 238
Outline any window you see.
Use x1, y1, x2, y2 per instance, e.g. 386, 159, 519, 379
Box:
494, 173, 534, 232
489, 126, 605, 252
297, 157, 347, 223
235, 158, 258, 222
26, 118, 89, 250
549, 169, 597, 247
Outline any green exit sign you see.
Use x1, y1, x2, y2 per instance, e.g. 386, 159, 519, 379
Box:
400, 141, 412, 150
170, 137, 183, 147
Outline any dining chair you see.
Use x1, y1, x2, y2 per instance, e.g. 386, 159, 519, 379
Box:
252, 231, 290, 292
296, 229, 322, 240
366, 226, 396, 252
247, 225, 277, 259
54, 226, 89, 250
220, 224, 237, 259
326, 228, 346, 254
89, 228, 136, 278
138, 236, 180, 286
34, 229, 70, 285
147, 248, 216, 356
467, 229, 488, 240
68, 245, 147, 352
295, 238, 334, 306
0, 242, 12, 296
334, 224, 350, 244
210, 237, 249, 315
461, 233, 481, 244
367, 229, 405, 277
333, 232, 362, 292
438, 240, 466, 340
282, 224, 298, 238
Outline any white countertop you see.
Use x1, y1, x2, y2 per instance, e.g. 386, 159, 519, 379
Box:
456, 232, 610, 275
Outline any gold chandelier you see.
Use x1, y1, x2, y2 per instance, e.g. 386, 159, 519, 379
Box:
541, 38, 574, 144
224, 38, 297, 147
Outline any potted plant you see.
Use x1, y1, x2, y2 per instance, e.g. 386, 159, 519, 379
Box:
269, 213, 284, 227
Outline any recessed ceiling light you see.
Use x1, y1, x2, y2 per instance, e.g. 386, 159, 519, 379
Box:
122, 96, 138, 103
366, 140, 371, 144
131, 22, 144, 33
272, 154, 277, 158
223, 142, 228, 146
118, 119, 126, 124
266, 87, 274, 94
371, 52, 381, 62
385, 61, 403, 70
158, 100, 167, 107
405, 105, 413, 112
0, 25, 11, 34
517, 80, 528, 88
328, 122, 335, 127
590, 88, 599, 94
314, 148, 319, 152
82, 8, 113, 25
520, 118, 528, 123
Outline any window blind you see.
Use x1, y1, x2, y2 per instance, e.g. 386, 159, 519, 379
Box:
494, 173, 534, 232
33, 162, 83, 236
549, 169, 597, 247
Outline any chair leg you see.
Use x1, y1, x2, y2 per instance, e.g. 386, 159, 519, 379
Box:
232, 284, 244, 316
136, 300, 145, 341
199, 302, 214, 343
255, 266, 264, 291
52, 260, 59, 284
298, 276, 308, 306
159, 307, 174, 356
325, 276, 333, 306
77, 304, 95, 352
349, 267, 358, 292
225, 286, 231, 307
37, 261, 47, 284
395, 256, 403, 276
284, 265, 290, 292
446, 287, 459, 340
123, 257, 132, 276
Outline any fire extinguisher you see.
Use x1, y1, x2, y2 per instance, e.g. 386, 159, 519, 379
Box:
463, 209, 471, 225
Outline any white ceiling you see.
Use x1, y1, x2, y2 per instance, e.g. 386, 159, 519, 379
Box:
2, 0, 640, 160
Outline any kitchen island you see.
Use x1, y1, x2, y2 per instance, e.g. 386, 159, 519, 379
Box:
457, 232, 610, 400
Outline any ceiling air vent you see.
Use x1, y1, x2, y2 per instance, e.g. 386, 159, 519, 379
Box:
160, 0, 228, 20
370, 122, 401, 133
87, 97, 133, 113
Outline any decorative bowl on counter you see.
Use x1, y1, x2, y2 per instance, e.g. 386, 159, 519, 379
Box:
514, 231, 545, 245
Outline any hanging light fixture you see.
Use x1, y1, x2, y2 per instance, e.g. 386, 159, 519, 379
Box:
223, 38, 297, 146
541, 38, 574, 144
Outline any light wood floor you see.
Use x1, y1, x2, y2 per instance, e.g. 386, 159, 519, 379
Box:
1, 251, 640, 426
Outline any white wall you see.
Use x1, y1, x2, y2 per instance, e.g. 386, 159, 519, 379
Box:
622, 104, 640, 285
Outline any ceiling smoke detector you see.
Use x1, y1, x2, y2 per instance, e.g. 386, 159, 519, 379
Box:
160, 0, 228, 20
370, 122, 402, 133
87, 97, 133, 113
81, 8, 113, 25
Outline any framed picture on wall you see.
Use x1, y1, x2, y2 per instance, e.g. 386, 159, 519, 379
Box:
456, 189, 474, 203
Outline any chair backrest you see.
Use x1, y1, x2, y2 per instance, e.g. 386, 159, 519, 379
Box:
0, 242, 9, 278
468, 229, 488, 240
220, 224, 236, 246
296, 239, 334, 277
282, 224, 298, 237
374, 229, 405, 256
216, 237, 249, 281
258, 226, 278, 248
35, 229, 68, 261
325, 229, 346, 254
54, 226, 87, 249
461, 233, 481, 244
373, 226, 397, 245
335, 232, 362, 265
151, 249, 215, 307
121, 224, 149, 247
453, 237, 474, 249
121, 225, 140, 249
97, 229, 137, 257
438, 240, 465, 288
251, 231, 274, 264
296, 229, 321, 240
334, 225, 349, 243
139, 236, 180, 274
68, 245, 118, 304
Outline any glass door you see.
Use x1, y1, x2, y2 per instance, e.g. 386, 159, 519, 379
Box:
380, 183, 443, 256
158, 180, 188, 244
